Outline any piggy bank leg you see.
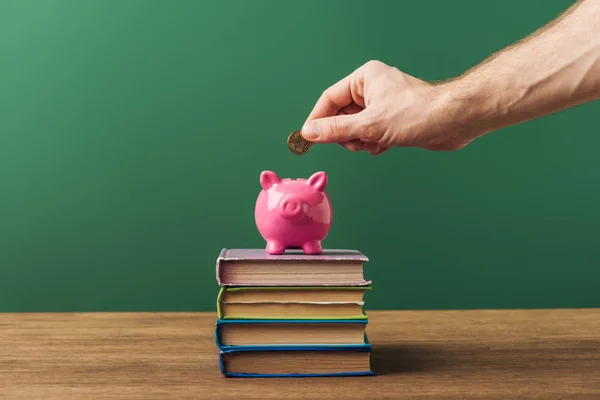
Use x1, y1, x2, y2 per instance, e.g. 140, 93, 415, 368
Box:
266, 240, 286, 255
301, 240, 323, 255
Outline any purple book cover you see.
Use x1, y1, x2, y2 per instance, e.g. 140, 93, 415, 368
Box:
215, 248, 370, 286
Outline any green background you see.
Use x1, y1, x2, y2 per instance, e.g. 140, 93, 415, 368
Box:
1, 0, 598, 312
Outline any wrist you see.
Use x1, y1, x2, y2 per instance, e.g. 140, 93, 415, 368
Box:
433, 75, 498, 142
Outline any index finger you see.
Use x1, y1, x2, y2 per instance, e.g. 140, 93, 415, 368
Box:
305, 66, 365, 122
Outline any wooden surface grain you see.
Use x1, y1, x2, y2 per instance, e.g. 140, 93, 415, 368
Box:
1, 309, 600, 399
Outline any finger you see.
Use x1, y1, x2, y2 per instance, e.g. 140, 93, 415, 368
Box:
360, 142, 381, 155
329, 103, 366, 150
338, 103, 363, 116
336, 104, 366, 151
301, 113, 364, 143
373, 146, 391, 155
305, 67, 366, 122
339, 139, 362, 152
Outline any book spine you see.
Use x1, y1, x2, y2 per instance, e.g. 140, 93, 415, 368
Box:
218, 342, 372, 352
218, 350, 226, 375
216, 318, 368, 324
216, 287, 224, 319
215, 248, 227, 286
220, 315, 368, 321
223, 371, 374, 378
219, 281, 372, 287
225, 286, 372, 292
214, 321, 223, 348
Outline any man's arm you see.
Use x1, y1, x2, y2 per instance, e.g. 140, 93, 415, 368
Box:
443, 0, 600, 138
301, 0, 600, 153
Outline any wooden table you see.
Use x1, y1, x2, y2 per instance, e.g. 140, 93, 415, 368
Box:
1, 309, 599, 399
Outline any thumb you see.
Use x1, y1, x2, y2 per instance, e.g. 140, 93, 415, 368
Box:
300, 114, 364, 143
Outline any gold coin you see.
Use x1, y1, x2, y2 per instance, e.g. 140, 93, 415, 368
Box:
287, 130, 313, 155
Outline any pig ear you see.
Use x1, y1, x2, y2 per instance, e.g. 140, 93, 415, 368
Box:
307, 171, 328, 192
260, 170, 281, 190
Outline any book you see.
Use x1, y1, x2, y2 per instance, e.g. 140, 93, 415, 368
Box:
218, 343, 373, 377
216, 286, 370, 320
212, 247, 374, 378
215, 318, 368, 348
215, 248, 370, 286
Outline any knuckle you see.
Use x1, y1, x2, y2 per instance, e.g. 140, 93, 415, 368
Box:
320, 86, 340, 113
363, 125, 379, 141
349, 140, 362, 152
363, 60, 391, 77
319, 89, 331, 105
364, 60, 384, 70
361, 113, 384, 141
320, 85, 337, 103
328, 116, 342, 139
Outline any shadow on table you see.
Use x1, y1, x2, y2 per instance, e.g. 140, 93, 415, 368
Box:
370, 344, 449, 375
370, 339, 600, 376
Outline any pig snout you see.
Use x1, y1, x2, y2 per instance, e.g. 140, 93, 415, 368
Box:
279, 195, 304, 219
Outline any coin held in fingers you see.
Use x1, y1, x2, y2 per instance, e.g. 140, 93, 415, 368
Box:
287, 130, 313, 155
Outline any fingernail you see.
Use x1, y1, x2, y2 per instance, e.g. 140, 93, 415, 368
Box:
301, 123, 319, 140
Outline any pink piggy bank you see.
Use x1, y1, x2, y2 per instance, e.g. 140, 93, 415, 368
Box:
255, 170, 333, 255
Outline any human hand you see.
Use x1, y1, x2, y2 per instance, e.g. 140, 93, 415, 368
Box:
300, 60, 477, 154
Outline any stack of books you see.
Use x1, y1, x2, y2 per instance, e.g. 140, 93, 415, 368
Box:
214, 248, 373, 377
